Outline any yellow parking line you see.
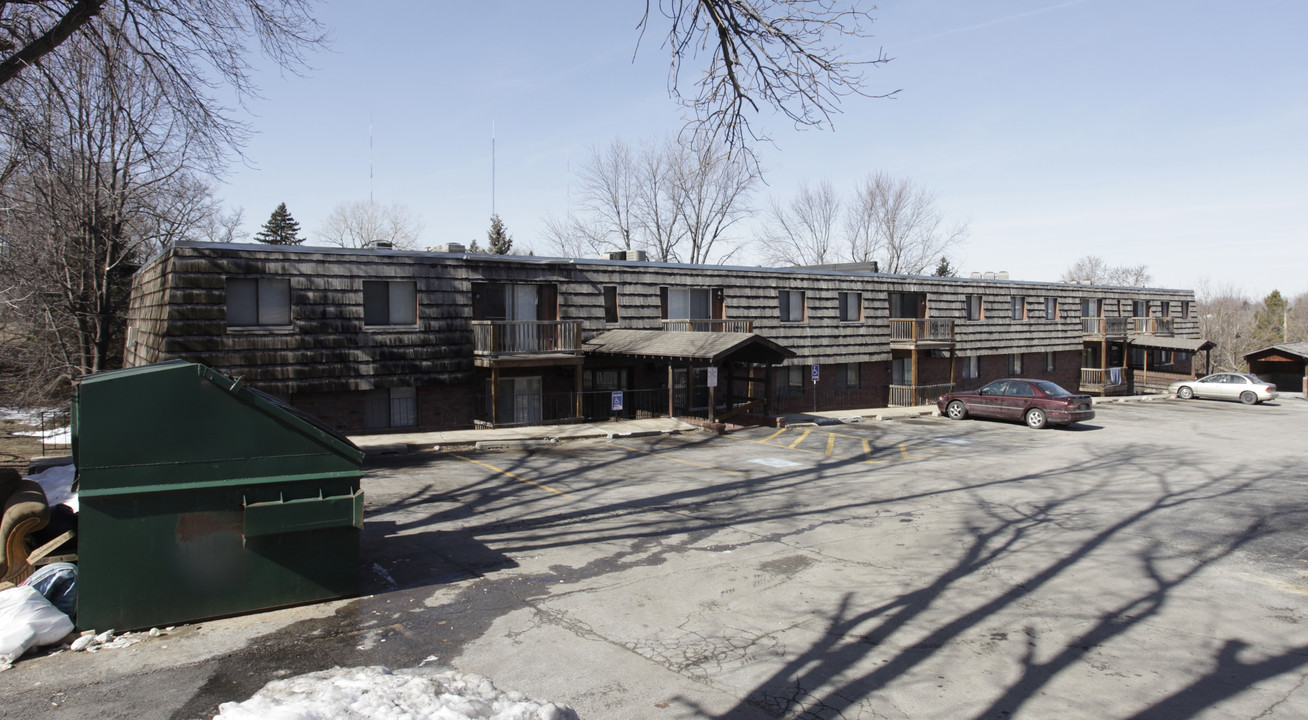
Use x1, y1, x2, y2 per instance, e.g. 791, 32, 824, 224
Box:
452, 454, 574, 497
862, 437, 872, 460
826, 433, 836, 456
762, 427, 788, 442
788, 429, 813, 449
720, 431, 889, 464
899, 443, 910, 461
610, 442, 747, 476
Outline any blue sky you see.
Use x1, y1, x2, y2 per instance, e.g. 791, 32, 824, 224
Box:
221, 0, 1308, 299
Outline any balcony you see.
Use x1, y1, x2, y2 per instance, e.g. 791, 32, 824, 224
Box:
1079, 367, 1130, 395
1129, 317, 1173, 336
888, 318, 954, 349
1081, 317, 1129, 338
888, 382, 954, 407
661, 319, 753, 333
472, 320, 583, 367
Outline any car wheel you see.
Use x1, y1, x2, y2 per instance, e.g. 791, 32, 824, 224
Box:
1177, 386, 1193, 400
946, 400, 968, 420
1025, 408, 1047, 429
1240, 391, 1258, 405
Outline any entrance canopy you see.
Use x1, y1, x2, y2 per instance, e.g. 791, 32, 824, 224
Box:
583, 329, 796, 365
1126, 336, 1215, 353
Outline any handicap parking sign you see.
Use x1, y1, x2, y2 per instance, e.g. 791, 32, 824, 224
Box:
611, 390, 624, 411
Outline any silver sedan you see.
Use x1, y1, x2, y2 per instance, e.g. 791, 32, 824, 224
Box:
1169, 373, 1279, 405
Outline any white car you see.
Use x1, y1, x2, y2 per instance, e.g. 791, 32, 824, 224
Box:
1169, 373, 1279, 405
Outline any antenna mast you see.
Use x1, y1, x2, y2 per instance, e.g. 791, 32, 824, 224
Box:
491, 121, 496, 218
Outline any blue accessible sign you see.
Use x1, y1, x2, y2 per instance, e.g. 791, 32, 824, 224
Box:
611, 390, 624, 411
811, 364, 820, 383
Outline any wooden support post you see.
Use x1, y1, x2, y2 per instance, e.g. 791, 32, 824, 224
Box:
911, 348, 919, 404
490, 366, 500, 425
1101, 337, 1108, 397
667, 364, 675, 418
709, 372, 717, 423
575, 364, 583, 419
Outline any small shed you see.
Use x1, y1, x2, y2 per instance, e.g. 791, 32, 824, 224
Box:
1243, 342, 1308, 392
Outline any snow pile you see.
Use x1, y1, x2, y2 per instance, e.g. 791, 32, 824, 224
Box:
27, 463, 77, 512
214, 666, 579, 720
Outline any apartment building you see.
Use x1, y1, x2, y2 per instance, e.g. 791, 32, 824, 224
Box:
124, 242, 1209, 433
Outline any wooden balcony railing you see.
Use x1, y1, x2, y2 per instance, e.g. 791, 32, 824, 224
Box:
1080, 367, 1129, 388
1129, 317, 1174, 336
888, 382, 954, 407
1081, 316, 1129, 337
472, 320, 582, 356
661, 318, 753, 333
888, 318, 954, 344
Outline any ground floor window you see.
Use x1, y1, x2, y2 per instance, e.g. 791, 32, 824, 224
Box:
841, 362, 859, 388
1044, 351, 1056, 372
962, 355, 979, 380
891, 357, 912, 385
1009, 353, 1023, 376
364, 387, 417, 429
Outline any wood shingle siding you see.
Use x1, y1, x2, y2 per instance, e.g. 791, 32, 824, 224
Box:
125, 243, 1201, 399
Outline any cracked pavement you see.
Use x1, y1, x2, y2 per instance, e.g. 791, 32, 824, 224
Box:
2, 398, 1308, 718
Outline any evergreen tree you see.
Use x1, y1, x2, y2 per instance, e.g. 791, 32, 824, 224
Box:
1254, 289, 1288, 346
487, 214, 513, 255
256, 203, 304, 245
932, 257, 957, 277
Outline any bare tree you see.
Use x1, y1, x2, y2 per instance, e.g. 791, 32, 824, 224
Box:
758, 180, 841, 266
319, 200, 424, 249
1196, 281, 1256, 372
846, 172, 967, 275
671, 140, 760, 263
546, 136, 756, 263
0, 23, 227, 398
1288, 292, 1308, 344
644, 0, 897, 148
1061, 255, 1154, 287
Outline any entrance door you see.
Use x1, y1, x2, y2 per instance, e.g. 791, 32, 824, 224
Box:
496, 376, 542, 424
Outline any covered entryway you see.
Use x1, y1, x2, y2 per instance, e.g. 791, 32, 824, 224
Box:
583, 329, 796, 421
1244, 343, 1308, 392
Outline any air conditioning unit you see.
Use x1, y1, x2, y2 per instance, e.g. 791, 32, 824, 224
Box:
428, 243, 466, 253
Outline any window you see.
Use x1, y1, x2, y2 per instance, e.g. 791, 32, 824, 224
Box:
782, 365, 805, 394
1160, 301, 1171, 317
962, 355, 979, 380
603, 286, 619, 324
891, 357, 912, 385
779, 290, 806, 323
364, 387, 417, 429
226, 278, 291, 327
890, 292, 927, 319
1009, 353, 1023, 376
363, 280, 418, 326
966, 295, 984, 321
1182, 301, 1192, 319
1045, 297, 1057, 320
1080, 298, 1100, 317
666, 287, 712, 319
841, 362, 859, 388
1044, 351, 1056, 372
1011, 297, 1027, 320
838, 292, 862, 322
1133, 300, 1148, 317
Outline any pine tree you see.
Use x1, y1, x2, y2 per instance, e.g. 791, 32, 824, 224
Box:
487, 214, 513, 255
1254, 290, 1288, 346
256, 203, 304, 245
933, 257, 957, 277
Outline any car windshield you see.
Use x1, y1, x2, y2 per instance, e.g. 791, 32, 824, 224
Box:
1033, 381, 1074, 396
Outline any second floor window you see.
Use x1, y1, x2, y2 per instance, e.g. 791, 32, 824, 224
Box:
889, 292, 926, 319
1133, 300, 1149, 317
663, 287, 713, 319
1081, 298, 1100, 317
1011, 296, 1027, 320
966, 295, 984, 321
838, 292, 862, 322
1045, 297, 1057, 320
603, 286, 619, 324
1160, 301, 1171, 317
363, 281, 418, 326
226, 278, 291, 327
779, 290, 806, 323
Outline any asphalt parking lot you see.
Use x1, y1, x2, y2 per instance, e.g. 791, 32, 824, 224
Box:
4, 397, 1308, 719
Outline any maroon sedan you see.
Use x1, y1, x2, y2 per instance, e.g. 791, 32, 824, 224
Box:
936, 379, 1095, 429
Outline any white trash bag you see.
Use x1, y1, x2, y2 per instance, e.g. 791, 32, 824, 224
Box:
0, 586, 74, 665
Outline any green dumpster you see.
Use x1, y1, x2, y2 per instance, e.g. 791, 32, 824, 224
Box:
73, 360, 365, 631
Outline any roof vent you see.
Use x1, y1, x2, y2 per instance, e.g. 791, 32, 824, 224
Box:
997, 271, 1009, 280
970, 272, 982, 279
983, 271, 996, 280
428, 243, 465, 253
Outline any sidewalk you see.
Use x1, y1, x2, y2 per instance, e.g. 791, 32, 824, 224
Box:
348, 393, 1209, 454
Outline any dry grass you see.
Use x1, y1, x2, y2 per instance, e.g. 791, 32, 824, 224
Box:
0, 419, 46, 471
